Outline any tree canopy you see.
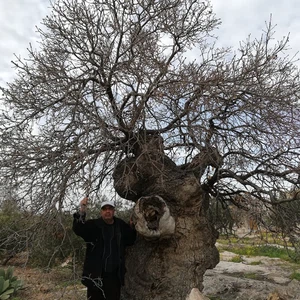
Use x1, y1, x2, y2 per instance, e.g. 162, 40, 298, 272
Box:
0, 0, 300, 212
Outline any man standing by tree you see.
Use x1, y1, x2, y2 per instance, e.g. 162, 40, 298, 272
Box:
73, 197, 136, 300
1, 0, 300, 298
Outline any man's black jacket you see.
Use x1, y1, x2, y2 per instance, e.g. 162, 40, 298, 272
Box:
73, 213, 136, 287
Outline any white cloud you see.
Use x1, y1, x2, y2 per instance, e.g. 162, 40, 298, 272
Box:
1, 0, 300, 87
0, 0, 50, 86
211, 0, 300, 55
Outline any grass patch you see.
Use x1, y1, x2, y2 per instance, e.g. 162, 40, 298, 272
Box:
258, 232, 293, 247
218, 235, 251, 245
234, 245, 291, 261
249, 261, 262, 265
244, 272, 259, 280
56, 279, 81, 288
230, 255, 243, 263
290, 271, 300, 281
219, 242, 298, 263
218, 233, 293, 248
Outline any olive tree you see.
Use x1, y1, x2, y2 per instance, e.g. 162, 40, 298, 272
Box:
1, 0, 300, 298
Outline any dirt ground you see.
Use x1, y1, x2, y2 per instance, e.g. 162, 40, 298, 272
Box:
13, 266, 86, 300
6, 249, 300, 300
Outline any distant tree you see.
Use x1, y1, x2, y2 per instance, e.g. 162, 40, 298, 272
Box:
276, 190, 300, 233
266, 190, 300, 260
1, 0, 300, 298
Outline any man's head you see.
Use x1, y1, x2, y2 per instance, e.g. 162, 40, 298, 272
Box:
100, 200, 115, 224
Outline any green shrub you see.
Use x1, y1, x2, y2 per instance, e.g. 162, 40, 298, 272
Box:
29, 214, 85, 268
0, 267, 23, 300
0, 200, 30, 264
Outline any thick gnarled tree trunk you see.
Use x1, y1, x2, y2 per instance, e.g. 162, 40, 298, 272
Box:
113, 134, 219, 299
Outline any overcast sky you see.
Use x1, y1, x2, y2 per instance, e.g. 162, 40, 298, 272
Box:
1, 0, 300, 87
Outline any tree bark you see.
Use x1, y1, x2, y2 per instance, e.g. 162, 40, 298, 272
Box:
113, 135, 219, 299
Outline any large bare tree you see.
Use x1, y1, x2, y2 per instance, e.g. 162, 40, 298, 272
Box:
1, 0, 300, 298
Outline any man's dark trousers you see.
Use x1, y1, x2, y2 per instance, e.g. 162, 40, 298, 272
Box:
87, 271, 121, 300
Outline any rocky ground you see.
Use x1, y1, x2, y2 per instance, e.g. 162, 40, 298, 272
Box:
7, 248, 300, 300
203, 250, 300, 300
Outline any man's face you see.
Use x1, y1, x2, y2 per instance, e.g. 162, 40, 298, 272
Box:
100, 205, 115, 223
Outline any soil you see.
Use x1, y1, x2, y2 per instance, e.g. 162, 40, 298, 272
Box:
13, 266, 86, 300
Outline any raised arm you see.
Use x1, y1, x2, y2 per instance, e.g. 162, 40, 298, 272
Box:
73, 197, 93, 240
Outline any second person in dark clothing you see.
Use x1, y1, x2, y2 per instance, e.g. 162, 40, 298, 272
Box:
73, 197, 136, 300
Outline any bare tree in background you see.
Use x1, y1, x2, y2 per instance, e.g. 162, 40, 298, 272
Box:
1, 0, 300, 298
